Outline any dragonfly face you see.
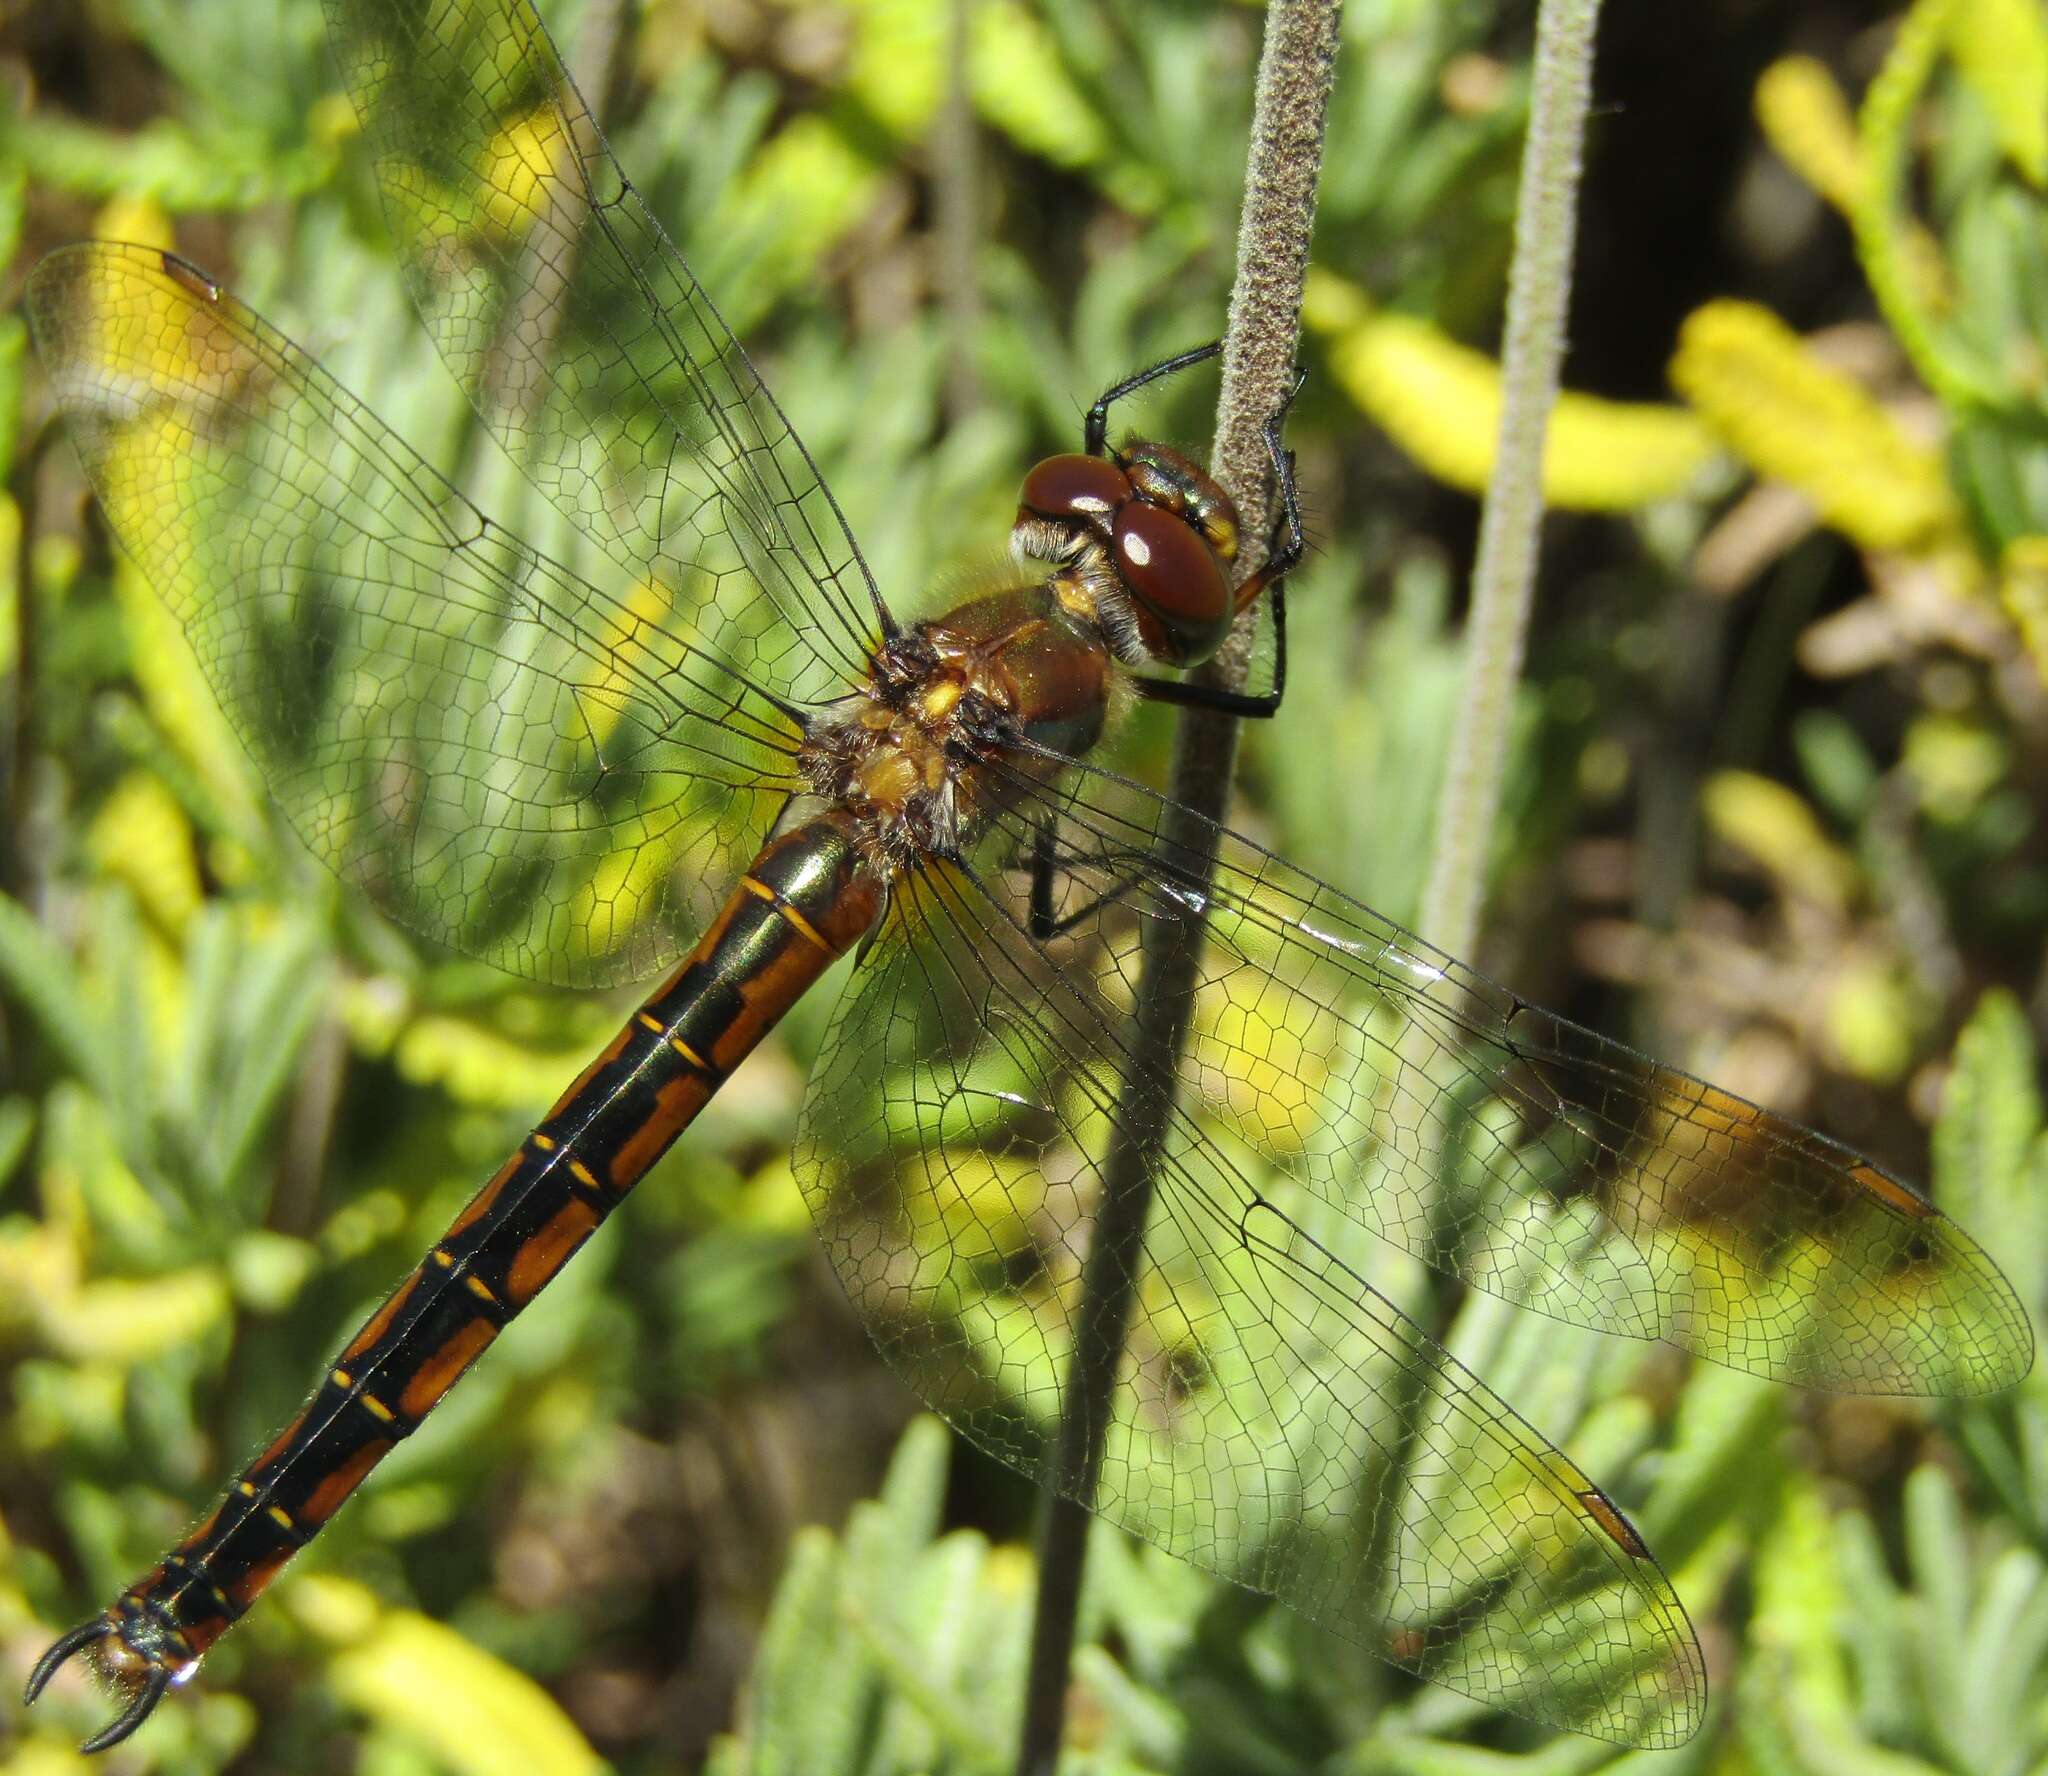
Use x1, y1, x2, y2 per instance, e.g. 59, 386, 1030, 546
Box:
17, 0, 2034, 1757
1015, 441, 1248, 668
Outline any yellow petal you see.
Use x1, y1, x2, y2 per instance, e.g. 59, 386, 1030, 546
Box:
1998, 534, 2048, 677
1948, 0, 2048, 186
1670, 299, 1960, 550
1756, 56, 1865, 210
322, 1602, 607, 1776
1701, 770, 1860, 911
1307, 272, 1716, 510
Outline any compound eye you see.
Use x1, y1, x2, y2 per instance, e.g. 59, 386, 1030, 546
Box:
1018, 453, 1131, 527
1117, 441, 1242, 558
1113, 501, 1233, 666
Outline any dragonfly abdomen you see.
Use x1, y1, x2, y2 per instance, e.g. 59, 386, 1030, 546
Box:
28, 810, 884, 1748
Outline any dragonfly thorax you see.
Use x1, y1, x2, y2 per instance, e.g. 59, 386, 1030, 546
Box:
799, 584, 1114, 876
1013, 441, 1243, 669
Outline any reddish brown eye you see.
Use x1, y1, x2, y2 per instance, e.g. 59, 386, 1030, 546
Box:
1018, 453, 1131, 530
1113, 501, 1233, 666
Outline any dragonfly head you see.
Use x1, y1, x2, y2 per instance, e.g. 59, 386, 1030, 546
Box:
1013, 442, 1246, 669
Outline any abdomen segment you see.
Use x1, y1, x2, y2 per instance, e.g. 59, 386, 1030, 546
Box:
27, 811, 883, 1750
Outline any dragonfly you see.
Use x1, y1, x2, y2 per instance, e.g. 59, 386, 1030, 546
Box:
21, 0, 2033, 1755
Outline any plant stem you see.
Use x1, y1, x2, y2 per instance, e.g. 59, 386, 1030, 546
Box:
1417, 0, 1603, 959
937, 0, 982, 422
1854, 0, 1996, 410
1013, 3, 1338, 1770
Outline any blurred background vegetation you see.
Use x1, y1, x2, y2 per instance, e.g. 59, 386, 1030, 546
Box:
2, 0, 2046, 1770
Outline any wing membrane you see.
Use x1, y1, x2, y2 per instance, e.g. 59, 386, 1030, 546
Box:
26, 242, 798, 984
325, 0, 885, 714
983, 751, 2034, 1396
796, 863, 1705, 1745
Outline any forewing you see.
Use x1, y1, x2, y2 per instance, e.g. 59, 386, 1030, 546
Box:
325, 0, 885, 714
993, 754, 2034, 1396
26, 242, 798, 985
796, 864, 1705, 1746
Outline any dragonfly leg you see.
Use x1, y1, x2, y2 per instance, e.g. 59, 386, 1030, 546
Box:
1127, 577, 1289, 718
1026, 817, 1154, 942
1128, 369, 1307, 720
1083, 341, 1223, 456
1227, 365, 1311, 611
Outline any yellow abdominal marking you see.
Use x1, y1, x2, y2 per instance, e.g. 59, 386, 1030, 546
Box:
744, 874, 831, 951
773, 897, 831, 952
668, 1034, 710, 1069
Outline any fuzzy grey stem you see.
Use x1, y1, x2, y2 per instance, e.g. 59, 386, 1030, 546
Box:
1418, 0, 1602, 958
936, 0, 982, 421
1014, 3, 1338, 1771
1206, 0, 1339, 675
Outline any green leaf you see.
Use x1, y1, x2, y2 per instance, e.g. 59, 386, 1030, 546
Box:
0, 892, 110, 1098
1948, 0, 2048, 186
1949, 407, 2048, 555
0, 313, 25, 483
747, 1527, 862, 1775
209, 921, 330, 1200
722, 1420, 1037, 1773
0, 147, 25, 266
1932, 989, 2046, 1312
0, 1094, 34, 1189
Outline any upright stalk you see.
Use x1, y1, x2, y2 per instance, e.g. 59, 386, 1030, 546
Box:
936, 0, 982, 422
1418, 0, 1603, 958
1014, 3, 1338, 1769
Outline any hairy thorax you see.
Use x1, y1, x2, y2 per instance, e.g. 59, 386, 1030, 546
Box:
797, 581, 1117, 877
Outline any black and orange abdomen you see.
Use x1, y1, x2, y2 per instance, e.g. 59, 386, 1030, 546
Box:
31, 812, 883, 1747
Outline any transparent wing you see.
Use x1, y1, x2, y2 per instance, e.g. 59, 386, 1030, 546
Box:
324, 0, 887, 714
797, 863, 1706, 1746
26, 242, 799, 985
980, 750, 2034, 1396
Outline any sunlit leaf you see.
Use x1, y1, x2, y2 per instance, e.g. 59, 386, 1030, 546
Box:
1671, 299, 1962, 551
309, 1580, 605, 1776
1948, 0, 2048, 187
1307, 272, 1717, 510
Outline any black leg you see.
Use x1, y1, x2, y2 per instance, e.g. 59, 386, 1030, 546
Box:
1026, 817, 1155, 942
1132, 371, 1308, 720
1130, 578, 1288, 718
1230, 366, 1309, 598
1028, 816, 1059, 941
1084, 342, 1222, 456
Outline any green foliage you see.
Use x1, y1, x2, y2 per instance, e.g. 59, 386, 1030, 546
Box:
4, 0, 2046, 1772
709, 1418, 1024, 1776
